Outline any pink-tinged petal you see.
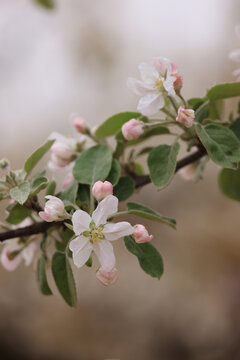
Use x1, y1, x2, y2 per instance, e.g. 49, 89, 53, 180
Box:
103, 222, 134, 241
127, 77, 153, 96
137, 93, 164, 116
229, 49, 240, 62
48, 132, 66, 142
69, 236, 93, 268
39, 211, 52, 222
1, 247, 22, 271
138, 62, 158, 86
92, 195, 118, 227
22, 242, 37, 266
163, 76, 176, 97
96, 267, 118, 286
72, 210, 92, 235
152, 56, 172, 75
93, 240, 116, 272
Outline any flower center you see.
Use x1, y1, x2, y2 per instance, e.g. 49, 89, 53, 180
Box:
154, 76, 164, 91
83, 224, 105, 244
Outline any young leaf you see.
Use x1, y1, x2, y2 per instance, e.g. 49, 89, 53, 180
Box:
46, 180, 56, 196
126, 202, 176, 229
31, 177, 48, 196
107, 159, 121, 186
24, 139, 55, 175
218, 167, 240, 201
37, 256, 52, 295
147, 143, 180, 190
124, 236, 164, 279
113, 176, 135, 201
195, 123, 240, 169
6, 204, 32, 225
52, 252, 77, 307
73, 145, 112, 185
95, 112, 141, 138
206, 82, 240, 101
10, 181, 31, 205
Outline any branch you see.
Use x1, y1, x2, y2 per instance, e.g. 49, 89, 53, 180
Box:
0, 221, 60, 242
132, 146, 207, 188
0, 147, 207, 242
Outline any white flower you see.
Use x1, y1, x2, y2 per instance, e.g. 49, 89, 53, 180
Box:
127, 56, 177, 116
96, 267, 118, 286
39, 195, 66, 222
1, 239, 37, 271
69, 195, 134, 271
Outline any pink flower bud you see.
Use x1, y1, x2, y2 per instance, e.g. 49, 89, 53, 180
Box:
173, 75, 183, 91
72, 115, 88, 133
92, 181, 113, 201
51, 142, 74, 160
176, 106, 195, 128
122, 119, 144, 141
133, 224, 153, 243
39, 195, 65, 222
63, 172, 75, 189
96, 267, 118, 286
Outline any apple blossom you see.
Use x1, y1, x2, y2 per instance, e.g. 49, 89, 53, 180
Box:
92, 181, 113, 201
71, 114, 88, 133
176, 106, 195, 128
39, 195, 66, 222
96, 267, 118, 286
1, 240, 37, 271
127, 56, 177, 116
48, 132, 78, 170
122, 119, 144, 141
133, 224, 153, 243
69, 195, 134, 271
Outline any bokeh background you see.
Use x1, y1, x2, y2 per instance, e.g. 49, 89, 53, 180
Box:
1, 0, 240, 359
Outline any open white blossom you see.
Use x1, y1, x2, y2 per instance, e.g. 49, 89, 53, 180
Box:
69, 195, 134, 271
127, 56, 177, 116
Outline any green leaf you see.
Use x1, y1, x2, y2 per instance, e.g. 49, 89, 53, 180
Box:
188, 97, 205, 110
147, 143, 180, 190
230, 117, 240, 139
59, 182, 78, 204
31, 177, 48, 196
6, 204, 32, 225
33, 0, 55, 9
206, 82, 240, 101
218, 167, 240, 201
24, 140, 54, 175
136, 147, 154, 157
195, 123, 240, 169
113, 176, 135, 201
73, 145, 112, 185
95, 112, 142, 138
77, 184, 90, 204
124, 236, 163, 279
10, 181, 31, 205
46, 180, 56, 196
126, 202, 176, 229
37, 256, 52, 295
51, 252, 77, 307
106, 159, 121, 186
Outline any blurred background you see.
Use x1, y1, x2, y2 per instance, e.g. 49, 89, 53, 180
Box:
1, 0, 240, 359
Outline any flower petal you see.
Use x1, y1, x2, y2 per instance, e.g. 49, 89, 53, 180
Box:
137, 93, 164, 116
127, 77, 153, 96
229, 49, 240, 63
138, 62, 158, 86
93, 240, 116, 271
163, 76, 176, 97
92, 195, 118, 226
22, 242, 37, 266
72, 209, 92, 235
69, 236, 93, 268
1, 246, 22, 271
103, 222, 134, 241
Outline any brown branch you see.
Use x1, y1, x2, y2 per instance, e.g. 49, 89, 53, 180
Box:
0, 147, 207, 242
0, 221, 60, 242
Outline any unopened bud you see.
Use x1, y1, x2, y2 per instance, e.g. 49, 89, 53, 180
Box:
133, 224, 153, 243
71, 114, 88, 133
122, 119, 144, 141
92, 181, 113, 201
96, 267, 118, 286
176, 106, 195, 128
39, 195, 65, 222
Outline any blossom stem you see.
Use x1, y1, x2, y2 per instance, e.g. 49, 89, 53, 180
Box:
168, 96, 178, 113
